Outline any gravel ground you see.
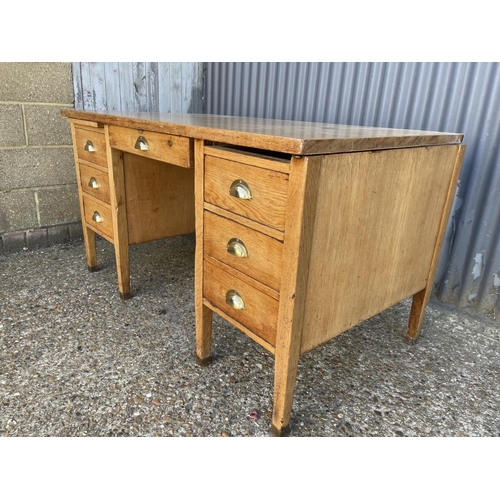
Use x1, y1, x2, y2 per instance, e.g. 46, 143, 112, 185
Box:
1, 234, 499, 437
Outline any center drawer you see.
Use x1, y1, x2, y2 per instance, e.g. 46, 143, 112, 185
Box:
108, 125, 192, 168
204, 211, 283, 291
204, 155, 289, 231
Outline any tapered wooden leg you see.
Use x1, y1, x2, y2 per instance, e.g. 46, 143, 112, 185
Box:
83, 226, 98, 272
271, 342, 301, 436
271, 157, 321, 436
194, 138, 212, 365
105, 129, 131, 300
406, 287, 430, 345
114, 237, 130, 300
406, 145, 465, 345
196, 304, 213, 366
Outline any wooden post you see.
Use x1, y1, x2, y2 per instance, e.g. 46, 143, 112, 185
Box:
271, 156, 321, 436
105, 126, 130, 300
194, 139, 213, 365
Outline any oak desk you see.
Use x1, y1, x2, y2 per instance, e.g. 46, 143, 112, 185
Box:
61, 109, 464, 436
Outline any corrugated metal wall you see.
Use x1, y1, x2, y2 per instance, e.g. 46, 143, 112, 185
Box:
72, 62, 205, 113
206, 62, 500, 318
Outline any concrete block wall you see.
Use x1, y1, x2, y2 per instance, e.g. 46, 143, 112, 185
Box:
0, 62, 82, 253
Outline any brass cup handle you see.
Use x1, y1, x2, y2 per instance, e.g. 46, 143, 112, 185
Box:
229, 179, 253, 199
134, 136, 149, 151
88, 177, 100, 189
84, 140, 95, 152
227, 238, 249, 258
92, 211, 103, 223
225, 289, 246, 310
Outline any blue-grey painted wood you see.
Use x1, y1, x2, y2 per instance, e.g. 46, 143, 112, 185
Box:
72, 62, 205, 114
206, 62, 500, 318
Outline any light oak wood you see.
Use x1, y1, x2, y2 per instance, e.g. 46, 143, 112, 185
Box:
195, 139, 213, 365
203, 210, 283, 291
73, 126, 108, 168
271, 156, 322, 436
204, 254, 279, 300
300, 146, 462, 353
82, 194, 114, 241
204, 203, 284, 241
123, 153, 195, 245
205, 145, 291, 173
63, 110, 466, 436
202, 298, 275, 354
108, 125, 193, 168
105, 126, 130, 300
203, 258, 279, 346
79, 163, 111, 205
204, 155, 289, 231
62, 109, 463, 155
407, 145, 466, 343
69, 122, 98, 271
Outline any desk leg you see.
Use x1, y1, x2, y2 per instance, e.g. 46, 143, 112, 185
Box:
105, 131, 131, 300
83, 226, 98, 272
196, 304, 213, 366
194, 138, 212, 365
406, 145, 465, 344
271, 156, 321, 436
406, 288, 431, 345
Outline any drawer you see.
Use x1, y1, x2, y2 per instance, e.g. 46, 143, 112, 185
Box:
79, 163, 110, 204
108, 125, 192, 168
204, 210, 283, 291
204, 155, 289, 231
74, 126, 108, 168
203, 258, 278, 346
82, 195, 113, 240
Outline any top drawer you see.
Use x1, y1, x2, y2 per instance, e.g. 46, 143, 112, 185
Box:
204, 155, 289, 231
108, 125, 192, 168
74, 126, 108, 168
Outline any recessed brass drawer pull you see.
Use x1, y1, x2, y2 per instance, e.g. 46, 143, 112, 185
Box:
229, 179, 252, 199
227, 238, 249, 258
84, 140, 95, 152
225, 289, 246, 310
88, 177, 100, 189
92, 211, 103, 223
134, 136, 149, 151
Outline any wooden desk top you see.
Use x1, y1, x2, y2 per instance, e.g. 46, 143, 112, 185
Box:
61, 109, 464, 155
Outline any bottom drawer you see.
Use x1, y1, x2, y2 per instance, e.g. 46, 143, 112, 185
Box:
82, 195, 114, 240
203, 258, 278, 346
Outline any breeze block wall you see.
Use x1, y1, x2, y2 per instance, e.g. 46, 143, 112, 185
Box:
0, 62, 81, 253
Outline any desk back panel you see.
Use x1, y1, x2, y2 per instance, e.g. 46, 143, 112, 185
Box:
123, 153, 195, 245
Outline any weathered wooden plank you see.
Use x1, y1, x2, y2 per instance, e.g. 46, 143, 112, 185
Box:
104, 63, 121, 112
158, 63, 172, 114
117, 62, 135, 112
89, 62, 107, 111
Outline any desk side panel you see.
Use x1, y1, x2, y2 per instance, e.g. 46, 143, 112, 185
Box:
301, 145, 461, 353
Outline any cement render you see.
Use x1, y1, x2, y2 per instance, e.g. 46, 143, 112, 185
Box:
1, 235, 499, 437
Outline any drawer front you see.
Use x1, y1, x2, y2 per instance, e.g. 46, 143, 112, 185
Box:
203, 259, 278, 346
204, 211, 283, 291
204, 155, 289, 231
79, 163, 110, 204
74, 127, 108, 168
108, 125, 192, 168
82, 195, 113, 240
